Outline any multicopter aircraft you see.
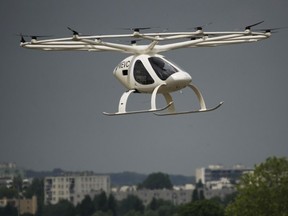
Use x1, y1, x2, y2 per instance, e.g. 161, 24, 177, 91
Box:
20, 21, 274, 116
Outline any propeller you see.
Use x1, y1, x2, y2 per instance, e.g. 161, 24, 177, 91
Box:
254, 26, 288, 33
17, 33, 52, 42
131, 27, 151, 33
130, 39, 143, 45
187, 22, 212, 31
121, 27, 160, 33
194, 22, 212, 31
245, 21, 264, 30
18, 33, 26, 43
67, 27, 80, 35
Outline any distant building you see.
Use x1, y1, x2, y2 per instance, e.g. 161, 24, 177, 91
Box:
0, 162, 25, 180
204, 187, 236, 200
112, 187, 193, 206
0, 195, 37, 215
205, 177, 234, 190
0, 162, 26, 189
196, 164, 253, 184
44, 172, 110, 205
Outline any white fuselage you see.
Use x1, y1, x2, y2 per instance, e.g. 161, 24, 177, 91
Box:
113, 54, 192, 93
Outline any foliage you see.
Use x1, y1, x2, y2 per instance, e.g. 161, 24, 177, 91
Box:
77, 195, 95, 216
192, 180, 205, 201
23, 178, 44, 216
225, 156, 288, 216
178, 199, 225, 216
92, 211, 113, 216
107, 194, 117, 216
0, 204, 18, 216
23, 178, 43, 199
209, 192, 237, 207
0, 186, 18, 199
148, 198, 176, 216
119, 195, 144, 215
93, 191, 108, 212
43, 200, 76, 216
21, 214, 34, 216
138, 172, 173, 190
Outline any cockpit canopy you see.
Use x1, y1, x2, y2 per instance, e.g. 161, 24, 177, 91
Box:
113, 54, 190, 93
133, 56, 178, 85
149, 57, 178, 80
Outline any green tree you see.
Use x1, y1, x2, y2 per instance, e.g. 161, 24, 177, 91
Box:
77, 195, 95, 216
138, 172, 173, 190
123, 210, 143, 216
92, 211, 113, 216
148, 198, 176, 216
192, 180, 205, 201
107, 194, 117, 216
143, 209, 158, 216
178, 199, 224, 216
12, 176, 23, 191
226, 156, 288, 216
0, 204, 18, 216
0, 186, 18, 199
94, 192, 107, 212
43, 200, 76, 216
23, 178, 44, 216
119, 195, 144, 215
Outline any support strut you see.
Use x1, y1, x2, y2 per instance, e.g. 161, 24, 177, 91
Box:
103, 84, 173, 116
154, 83, 223, 116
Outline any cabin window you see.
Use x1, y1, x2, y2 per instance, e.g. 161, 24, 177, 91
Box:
133, 60, 154, 85
122, 70, 128, 76
149, 57, 178, 80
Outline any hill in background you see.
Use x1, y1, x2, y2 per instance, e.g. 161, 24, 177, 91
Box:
26, 169, 195, 186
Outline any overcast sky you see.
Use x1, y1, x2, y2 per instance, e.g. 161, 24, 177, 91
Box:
0, 0, 287, 176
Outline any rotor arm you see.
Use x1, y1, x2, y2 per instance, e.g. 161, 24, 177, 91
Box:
78, 38, 138, 53
20, 27, 272, 54
154, 32, 270, 53
155, 33, 244, 53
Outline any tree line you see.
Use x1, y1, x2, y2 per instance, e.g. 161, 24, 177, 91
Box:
0, 157, 287, 216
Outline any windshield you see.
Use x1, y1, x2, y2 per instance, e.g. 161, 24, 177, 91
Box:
133, 60, 154, 85
149, 57, 178, 80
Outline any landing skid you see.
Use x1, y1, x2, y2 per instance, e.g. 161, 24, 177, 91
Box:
103, 83, 223, 116
103, 84, 169, 116
103, 102, 173, 116
154, 101, 223, 116
155, 83, 223, 116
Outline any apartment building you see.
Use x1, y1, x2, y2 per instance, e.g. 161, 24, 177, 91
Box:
113, 187, 193, 206
196, 164, 253, 184
44, 172, 110, 206
0, 162, 25, 180
0, 195, 37, 215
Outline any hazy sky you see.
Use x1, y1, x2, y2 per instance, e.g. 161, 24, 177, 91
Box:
1, 0, 287, 176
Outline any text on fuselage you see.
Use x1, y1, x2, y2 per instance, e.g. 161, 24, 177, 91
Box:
118, 60, 130, 69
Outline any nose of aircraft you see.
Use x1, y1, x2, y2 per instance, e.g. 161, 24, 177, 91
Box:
166, 71, 192, 90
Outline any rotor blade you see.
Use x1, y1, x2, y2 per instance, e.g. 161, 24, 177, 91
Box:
130, 39, 143, 44
245, 21, 264, 30
17, 33, 52, 41
67, 27, 80, 35
17, 33, 25, 43
254, 26, 288, 33
121, 27, 159, 33
193, 22, 212, 31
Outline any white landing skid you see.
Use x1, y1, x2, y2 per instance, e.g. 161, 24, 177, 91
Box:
103, 83, 223, 116
154, 101, 223, 116
154, 83, 223, 116
103, 84, 171, 116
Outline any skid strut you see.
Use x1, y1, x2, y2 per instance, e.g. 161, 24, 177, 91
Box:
154, 83, 223, 116
103, 83, 223, 116
103, 84, 173, 116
